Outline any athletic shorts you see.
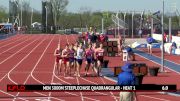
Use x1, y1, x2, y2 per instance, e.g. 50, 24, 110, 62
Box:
86, 58, 92, 64
97, 56, 104, 64
147, 43, 152, 48
56, 57, 62, 63
63, 58, 69, 64
77, 59, 83, 65
92, 58, 97, 64
172, 49, 176, 55
69, 58, 75, 63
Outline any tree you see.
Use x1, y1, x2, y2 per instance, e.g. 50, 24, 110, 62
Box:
22, 0, 31, 27
0, 6, 8, 22
9, 0, 20, 25
50, 0, 69, 30
79, 7, 92, 29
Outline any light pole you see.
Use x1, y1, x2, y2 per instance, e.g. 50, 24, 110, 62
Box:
14, 0, 19, 27
116, 11, 120, 37
31, 8, 33, 34
45, 6, 48, 33
102, 18, 104, 34
20, 0, 23, 27
132, 11, 134, 38
123, 12, 126, 41
161, 0, 165, 72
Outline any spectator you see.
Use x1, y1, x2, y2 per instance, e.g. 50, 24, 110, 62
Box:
99, 34, 105, 43
125, 46, 135, 61
117, 63, 137, 101
146, 34, 154, 55
163, 32, 167, 43
138, 29, 142, 38
91, 32, 97, 43
170, 42, 177, 55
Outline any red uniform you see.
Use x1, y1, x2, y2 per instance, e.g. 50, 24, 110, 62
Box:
96, 49, 104, 63
55, 49, 62, 63
62, 49, 69, 64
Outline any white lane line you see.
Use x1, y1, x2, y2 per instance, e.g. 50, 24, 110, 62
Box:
80, 77, 98, 85
76, 77, 84, 101
30, 36, 55, 84
19, 35, 64, 101
12, 35, 50, 100
100, 77, 117, 101
48, 35, 65, 101
0, 35, 31, 56
83, 97, 100, 101
2, 35, 45, 100
80, 77, 109, 96
66, 34, 84, 101
0, 34, 20, 45
94, 92, 108, 96
52, 35, 79, 96
0, 35, 24, 49
0, 34, 21, 44
0, 35, 42, 83
139, 95, 170, 101
0, 90, 28, 101
0, 36, 37, 64
7, 36, 45, 84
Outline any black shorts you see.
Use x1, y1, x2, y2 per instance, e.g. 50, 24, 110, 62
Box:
77, 59, 83, 65
69, 58, 75, 63
92, 58, 97, 64
86, 58, 92, 64
97, 56, 104, 64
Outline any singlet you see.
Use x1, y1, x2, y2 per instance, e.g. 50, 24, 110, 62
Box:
86, 49, 94, 59
62, 49, 69, 58
147, 37, 154, 44
96, 49, 104, 57
100, 35, 105, 42
76, 48, 84, 59
56, 49, 61, 58
69, 49, 75, 58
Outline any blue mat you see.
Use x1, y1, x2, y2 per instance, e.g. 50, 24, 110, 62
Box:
136, 43, 161, 48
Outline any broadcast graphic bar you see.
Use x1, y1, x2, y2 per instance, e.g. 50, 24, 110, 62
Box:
7, 84, 177, 92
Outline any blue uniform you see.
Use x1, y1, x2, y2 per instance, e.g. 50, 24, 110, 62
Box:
147, 37, 154, 44
126, 47, 133, 53
117, 72, 136, 85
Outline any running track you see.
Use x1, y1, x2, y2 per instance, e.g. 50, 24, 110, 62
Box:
0, 34, 179, 101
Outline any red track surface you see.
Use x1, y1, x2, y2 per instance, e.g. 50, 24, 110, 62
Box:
0, 34, 179, 101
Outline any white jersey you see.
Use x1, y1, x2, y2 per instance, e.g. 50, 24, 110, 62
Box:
76, 48, 84, 59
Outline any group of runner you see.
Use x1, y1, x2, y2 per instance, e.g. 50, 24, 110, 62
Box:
54, 39, 105, 77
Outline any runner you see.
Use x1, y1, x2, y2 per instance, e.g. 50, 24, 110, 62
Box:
85, 44, 95, 76
68, 44, 75, 75
62, 44, 70, 76
76, 43, 84, 77
92, 43, 98, 74
73, 41, 79, 74
54, 44, 62, 75
95, 43, 104, 76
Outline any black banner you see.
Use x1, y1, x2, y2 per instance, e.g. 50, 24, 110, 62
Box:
7, 84, 177, 92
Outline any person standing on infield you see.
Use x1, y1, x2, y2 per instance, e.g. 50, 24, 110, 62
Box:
117, 63, 137, 101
